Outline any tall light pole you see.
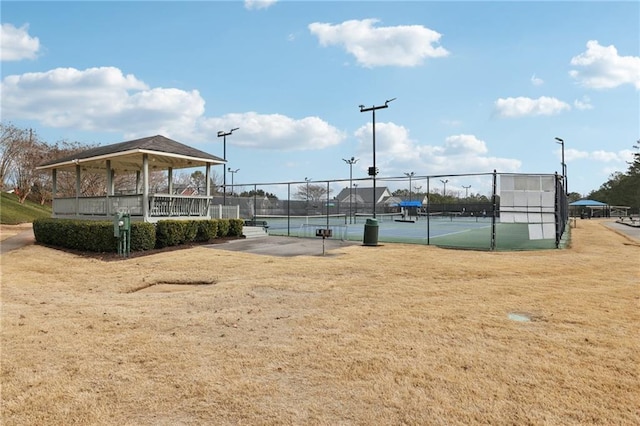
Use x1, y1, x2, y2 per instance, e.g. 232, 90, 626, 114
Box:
228, 168, 239, 196
462, 185, 471, 198
343, 157, 359, 223
440, 179, 449, 197
555, 137, 567, 195
404, 172, 415, 202
217, 127, 239, 205
360, 97, 395, 218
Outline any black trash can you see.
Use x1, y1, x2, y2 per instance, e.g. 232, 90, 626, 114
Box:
363, 218, 379, 246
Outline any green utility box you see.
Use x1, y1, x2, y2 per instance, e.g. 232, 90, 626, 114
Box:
113, 212, 131, 257
363, 218, 379, 246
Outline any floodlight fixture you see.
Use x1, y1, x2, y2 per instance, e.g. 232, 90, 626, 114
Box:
440, 179, 449, 197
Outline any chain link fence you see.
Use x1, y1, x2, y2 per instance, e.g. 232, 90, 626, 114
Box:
212, 171, 569, 250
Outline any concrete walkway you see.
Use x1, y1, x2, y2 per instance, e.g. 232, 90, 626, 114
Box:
207, 235, 360, 257
1, 228, 35, 254
603, 220, 640, 242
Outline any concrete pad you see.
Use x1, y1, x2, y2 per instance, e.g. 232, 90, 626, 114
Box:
206, 236, 360, 257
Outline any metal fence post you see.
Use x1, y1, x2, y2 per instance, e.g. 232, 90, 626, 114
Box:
491, 170, 497, 251
287, 183, 291, 236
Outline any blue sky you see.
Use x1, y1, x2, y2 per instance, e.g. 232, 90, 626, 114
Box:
1, 0, 639, 199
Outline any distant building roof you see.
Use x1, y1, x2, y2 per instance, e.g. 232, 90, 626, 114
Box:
335, 186, 391, 204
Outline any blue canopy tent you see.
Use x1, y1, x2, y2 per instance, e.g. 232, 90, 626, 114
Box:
569, 199, 608, 207
393, 200, 423, 222
396, 200, 422, 208
569, 199, 609, 218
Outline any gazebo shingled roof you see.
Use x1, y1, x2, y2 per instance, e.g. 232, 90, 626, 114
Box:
37, 135, 225, 173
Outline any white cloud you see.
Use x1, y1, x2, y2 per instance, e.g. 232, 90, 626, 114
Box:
0, 67, 202, 138
565, 148, 633, 163
530, 74, 544, 86
569, 40, 640, 90
0, 66, 345, 148
244, 0, 277, 10
443, 134, 488, 156
564, 149, 590, 162
308, 18, 449, 68
1, 23, 40, 61
200, 112, 345, 150
354, 124, 520, 175
494, 96, 571, 118
573, 95, 593, 110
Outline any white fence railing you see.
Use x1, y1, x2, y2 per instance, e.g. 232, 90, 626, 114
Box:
210, 204, 240, 219
52, 195, 240, 221
53, 195, 143, 217
149, 194, 210, 217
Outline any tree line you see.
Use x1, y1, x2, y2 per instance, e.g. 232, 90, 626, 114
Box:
2, 122, 638, 212
587, 141, 640, 212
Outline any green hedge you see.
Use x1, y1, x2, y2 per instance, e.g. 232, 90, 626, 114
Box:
32, 218, 240, 253
33, 218, 156, 252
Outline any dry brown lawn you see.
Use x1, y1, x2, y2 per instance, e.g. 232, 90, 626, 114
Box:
1, 220, 639, 425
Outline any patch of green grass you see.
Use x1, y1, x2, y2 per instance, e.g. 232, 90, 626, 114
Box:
0, 192, 51, 224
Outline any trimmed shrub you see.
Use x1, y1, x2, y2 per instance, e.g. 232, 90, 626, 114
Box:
229, 219, 244, 237
130, 222, 156, 251
216, 219, 230, 238
155, 220, 186, 248
196, 220, 218, 242
184, 220, 198, 243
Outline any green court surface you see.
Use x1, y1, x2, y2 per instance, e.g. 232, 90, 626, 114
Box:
257, 214, 564, 251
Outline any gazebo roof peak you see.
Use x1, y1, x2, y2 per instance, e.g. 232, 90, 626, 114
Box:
37, 135, 225, 172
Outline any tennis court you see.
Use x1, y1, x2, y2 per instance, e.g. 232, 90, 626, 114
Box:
254, 213, 559, 250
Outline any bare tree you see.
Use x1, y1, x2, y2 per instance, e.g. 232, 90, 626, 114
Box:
0, 123, 30, 190
33, 139, 102, 201
11, 130, 48, 203
294, 183, 331, 201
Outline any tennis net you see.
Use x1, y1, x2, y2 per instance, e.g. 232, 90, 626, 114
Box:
353, 212, 403, 223
253, 214, 347, 227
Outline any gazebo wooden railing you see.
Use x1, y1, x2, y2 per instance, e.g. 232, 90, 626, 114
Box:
51, 194, 236, 222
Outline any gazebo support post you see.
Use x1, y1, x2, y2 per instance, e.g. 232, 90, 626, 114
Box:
142, 154, 149, 220
52, 169, 57, 199
106, 160, 112, 216
75, 164, 81, 216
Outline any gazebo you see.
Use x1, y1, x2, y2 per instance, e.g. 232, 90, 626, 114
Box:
36, 135, 229, 222
569, 199, 610, 218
